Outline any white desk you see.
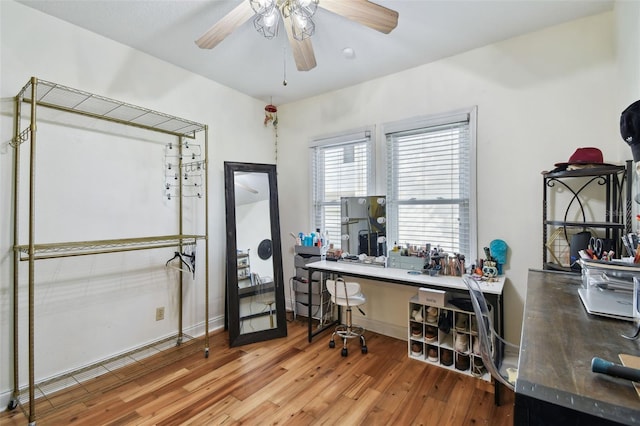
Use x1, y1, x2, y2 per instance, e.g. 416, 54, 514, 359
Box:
306, 260, 504, 293
305, 260, 505, 341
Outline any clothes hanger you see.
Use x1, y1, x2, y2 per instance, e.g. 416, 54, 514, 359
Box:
165, 250, 196, 278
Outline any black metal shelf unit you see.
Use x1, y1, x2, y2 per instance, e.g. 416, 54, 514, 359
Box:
542, 161, 633, 271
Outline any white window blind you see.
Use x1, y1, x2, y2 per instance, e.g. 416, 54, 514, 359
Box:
311, 131, 373, 249
386, 111, 475, 259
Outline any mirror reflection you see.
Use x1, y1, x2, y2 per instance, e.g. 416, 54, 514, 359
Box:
224, 162, 286, 347
341, 196, 387, 256
235, 172, 277, 333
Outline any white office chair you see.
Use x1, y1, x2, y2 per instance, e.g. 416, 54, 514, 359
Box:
462, 275, 519, 391
326, 278, 368, 356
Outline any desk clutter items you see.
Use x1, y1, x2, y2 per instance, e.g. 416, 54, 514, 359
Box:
577, 258, 637, 321
469, 240, 508, 281
296, 229, 329, 249
388, 243, 466, 276
408, 294, 489, 380
295, 229, 385, 265
574, 233, 617, 262
295, 228, 389, 267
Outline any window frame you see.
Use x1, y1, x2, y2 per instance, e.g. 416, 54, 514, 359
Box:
382, 107, 478, 262
309, 128, 375, 249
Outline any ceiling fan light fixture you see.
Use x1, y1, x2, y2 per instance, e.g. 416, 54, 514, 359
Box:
262, 7, 279, 27
291, 13, 315, 41
249, 0, 277, 15
290, 0, 318, 18
253, 8, 280, 39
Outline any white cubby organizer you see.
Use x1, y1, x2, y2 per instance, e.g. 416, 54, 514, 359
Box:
408, 294, 491, 382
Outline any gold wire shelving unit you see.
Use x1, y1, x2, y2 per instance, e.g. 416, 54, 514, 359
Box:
9, 77, 210, 425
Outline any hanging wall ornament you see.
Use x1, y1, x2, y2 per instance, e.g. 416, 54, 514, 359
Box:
263, 102, 279, 163
264, 103, 278, 128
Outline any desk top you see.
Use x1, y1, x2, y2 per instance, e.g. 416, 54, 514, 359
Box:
305, 260, 505, 295
517, 269, 640, 424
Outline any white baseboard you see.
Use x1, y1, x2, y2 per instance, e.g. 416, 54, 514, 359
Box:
357, 316, 408, 342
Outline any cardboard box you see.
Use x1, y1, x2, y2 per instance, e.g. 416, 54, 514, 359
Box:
418, 287, 448, 307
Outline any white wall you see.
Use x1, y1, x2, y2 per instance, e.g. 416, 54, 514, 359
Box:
0, 0, 277, 407
277, 12, 621, 343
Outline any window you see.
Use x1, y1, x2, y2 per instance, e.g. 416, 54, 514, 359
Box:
385, 108, 477, 260
310, 130, 374, 249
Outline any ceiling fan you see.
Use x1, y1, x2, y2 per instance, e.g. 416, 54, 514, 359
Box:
195, 0, 399, 72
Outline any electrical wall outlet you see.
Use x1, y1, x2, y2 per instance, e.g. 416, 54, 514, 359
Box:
156, 307, 165, 321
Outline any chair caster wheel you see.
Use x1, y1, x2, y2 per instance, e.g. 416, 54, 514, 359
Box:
361, 346, 368, 354
341, 348, 348, 357
329, 340, 335, 348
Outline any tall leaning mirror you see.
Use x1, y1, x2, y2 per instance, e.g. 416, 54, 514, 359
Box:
224, 161, 287, 347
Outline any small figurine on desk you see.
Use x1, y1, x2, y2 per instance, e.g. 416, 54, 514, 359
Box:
482, 260, 498, 278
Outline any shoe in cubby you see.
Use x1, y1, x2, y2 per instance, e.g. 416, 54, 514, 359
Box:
427, 345, 438, 362
410, 322, 423, 339
454, 332, 469, 353
455, 352, 470, 371
426, 306, 438, 324
455, 312, 468, 332
411, 306, 424, 322
440, 348, 453, 366
438, 309, 452, 334
472, 335, 480, 355
411, 341, 423, 357
471, 357, 486, 377
424, 325, 438, 343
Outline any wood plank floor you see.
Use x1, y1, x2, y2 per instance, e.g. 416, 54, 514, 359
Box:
1, 318, 514, 425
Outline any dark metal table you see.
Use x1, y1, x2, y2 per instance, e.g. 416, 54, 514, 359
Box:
516, 269, 640, 425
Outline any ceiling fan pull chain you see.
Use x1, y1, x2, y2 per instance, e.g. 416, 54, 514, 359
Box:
283, 46, 288, 86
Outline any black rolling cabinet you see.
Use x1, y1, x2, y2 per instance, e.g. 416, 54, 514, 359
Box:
542, 160, 632, 271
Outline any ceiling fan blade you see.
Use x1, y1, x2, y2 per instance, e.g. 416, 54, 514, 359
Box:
235, 181, 259, 194
283, 15, 317, 71
321, 0, 398, 34
195, 1, 254, 49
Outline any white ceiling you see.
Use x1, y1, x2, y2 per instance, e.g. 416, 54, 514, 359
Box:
17, 0, 614, 105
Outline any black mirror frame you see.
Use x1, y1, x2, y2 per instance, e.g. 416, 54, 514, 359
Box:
224, 161, 287, 347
